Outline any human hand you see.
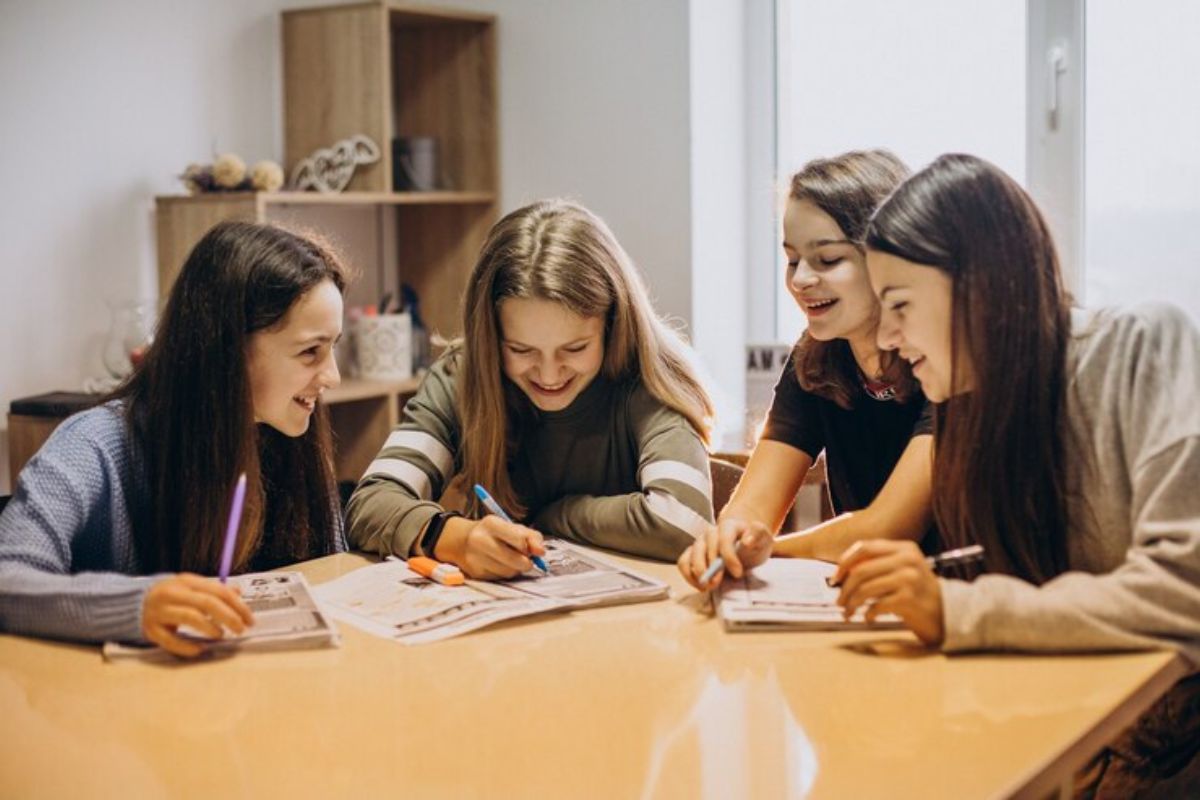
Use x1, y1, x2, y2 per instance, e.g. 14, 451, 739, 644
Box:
141, 573, 255, 658
436, 515, 546, 580
832, 539, 945, 645
677, 516, 773, 590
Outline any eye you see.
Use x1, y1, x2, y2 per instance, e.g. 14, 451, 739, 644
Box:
818, 256, 843, 267
300, 345, 321, 359
889, 301, 909, 315
564, 344, 588, 354
506, 345, 532, 356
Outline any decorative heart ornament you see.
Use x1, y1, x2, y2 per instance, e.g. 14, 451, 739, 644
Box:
291, 134, 382, 193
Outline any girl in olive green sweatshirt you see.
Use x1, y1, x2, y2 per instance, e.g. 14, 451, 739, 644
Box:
347, 200, 716, 579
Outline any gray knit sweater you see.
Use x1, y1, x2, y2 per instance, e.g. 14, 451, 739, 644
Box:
941, 304, 1200, 668
0, 402, 346, 645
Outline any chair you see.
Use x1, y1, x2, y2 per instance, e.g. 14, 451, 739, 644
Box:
708, 457, 745, 519
0, 495, 9, 514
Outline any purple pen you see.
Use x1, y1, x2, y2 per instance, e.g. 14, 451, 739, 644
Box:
219, 472, 248, 584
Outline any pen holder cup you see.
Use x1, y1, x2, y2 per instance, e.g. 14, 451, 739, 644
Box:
354, 312, 412, 380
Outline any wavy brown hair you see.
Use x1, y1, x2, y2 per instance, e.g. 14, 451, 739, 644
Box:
865, 154, 1071, 583
458, 199, 714, 516
789, 150, 916, 408
113, 221, 348, 573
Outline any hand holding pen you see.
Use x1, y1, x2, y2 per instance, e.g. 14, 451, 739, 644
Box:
830, 540, 984, 646
678, 517, 774, 590
473, 485, 549, 574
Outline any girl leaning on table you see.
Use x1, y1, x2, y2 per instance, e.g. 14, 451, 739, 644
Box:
0, 221, 348, 657
347, 199, 716, 578
679, 150, 937, 590
835, 153, 1200, 796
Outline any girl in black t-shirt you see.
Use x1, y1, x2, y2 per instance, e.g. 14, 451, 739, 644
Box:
680, 150, 935, 590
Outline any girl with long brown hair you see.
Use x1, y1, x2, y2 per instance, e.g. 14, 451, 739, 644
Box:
347, 199, 715, 578
837, 153, 1200, 794
680, 150, 936, 590
0, 221, 348, 657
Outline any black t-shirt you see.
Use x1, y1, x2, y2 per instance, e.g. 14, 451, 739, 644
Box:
761, 353, 932, 516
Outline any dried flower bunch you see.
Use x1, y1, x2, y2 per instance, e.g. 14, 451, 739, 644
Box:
180, 153, 285, 194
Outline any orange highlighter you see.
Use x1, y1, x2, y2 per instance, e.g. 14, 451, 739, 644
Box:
407, 556, 465, 586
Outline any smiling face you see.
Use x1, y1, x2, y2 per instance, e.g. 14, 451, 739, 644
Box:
782, 199, 880, 344
246, 278, 343, 436
498, 296, 606, 412
866, 249, 964, 402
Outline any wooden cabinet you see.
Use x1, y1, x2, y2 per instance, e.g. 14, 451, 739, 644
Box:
152, 2, 499, 485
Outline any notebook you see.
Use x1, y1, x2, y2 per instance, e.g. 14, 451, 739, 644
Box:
315, 538, 669, 645
716, 557, 903, 631
102, 571, 339, 661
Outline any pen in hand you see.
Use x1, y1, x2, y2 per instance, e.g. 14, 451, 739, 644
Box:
218, 472, 248, 584
472, 484, 550, 574
699, 539, 744, 585
826, 543, 985, 588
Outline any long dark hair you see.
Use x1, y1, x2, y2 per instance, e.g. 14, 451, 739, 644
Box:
789, 150, 916, 408
114, 221, 348, 573
865, 154, 1071, 583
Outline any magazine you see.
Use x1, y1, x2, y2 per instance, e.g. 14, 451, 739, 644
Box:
102, 571, 339, 661
716, 557, 903, 631
315, 539, 669, 645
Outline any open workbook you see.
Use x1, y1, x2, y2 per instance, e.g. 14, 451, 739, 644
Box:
103, 571, 339, 661
315, 538, 669, 645
716, 557, 903, 631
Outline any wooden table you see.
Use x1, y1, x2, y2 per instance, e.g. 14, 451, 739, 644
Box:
0, 553, 1186, 799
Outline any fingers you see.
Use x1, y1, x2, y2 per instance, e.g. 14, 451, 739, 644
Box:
481, 516, 544, 558
144, 624, 206, 658
831, 539, 915, 588
840, 567, 916, 620
677, 545, 705, 590
178, 573, 254, 626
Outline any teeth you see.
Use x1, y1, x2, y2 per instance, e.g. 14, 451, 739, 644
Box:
806, 298, 836, 308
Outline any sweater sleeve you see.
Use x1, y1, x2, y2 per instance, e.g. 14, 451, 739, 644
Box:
531, 386, 714, 561
941, 305, 1200, 665
0, 411, 160, 644
345, 355, 462, 557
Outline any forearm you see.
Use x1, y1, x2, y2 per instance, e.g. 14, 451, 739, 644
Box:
533, 493, 702, 562
0, 564, 158, 644
345, 478, 441, 557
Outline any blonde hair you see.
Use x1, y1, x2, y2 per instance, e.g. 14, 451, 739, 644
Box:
459, 199, 714, 515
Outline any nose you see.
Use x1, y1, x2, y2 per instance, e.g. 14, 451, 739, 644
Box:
876, 306, 902, 352
790, 259, 818, 293
536, 354, 564, 384
321, 349, 341, 389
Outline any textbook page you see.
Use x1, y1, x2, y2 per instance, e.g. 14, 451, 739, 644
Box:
502, 539, 669, 608
314, 539, 669, 645
716, 558, 902, 631
103, 571, 340, 661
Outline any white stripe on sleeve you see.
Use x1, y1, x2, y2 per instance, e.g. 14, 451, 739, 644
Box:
645, 489, 711, 539
363, 458, 432, 500
382, 430, 454, 479
639, 460, 712, 497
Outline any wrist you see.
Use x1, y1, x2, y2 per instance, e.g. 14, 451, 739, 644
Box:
434, 516, 473, 563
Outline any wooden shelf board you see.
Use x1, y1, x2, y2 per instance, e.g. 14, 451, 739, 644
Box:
325, 376, 421, 405
157, 191, 495, 207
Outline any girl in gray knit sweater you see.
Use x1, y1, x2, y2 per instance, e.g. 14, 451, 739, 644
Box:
832, 153, 1200, 795
0, 222, 348, 657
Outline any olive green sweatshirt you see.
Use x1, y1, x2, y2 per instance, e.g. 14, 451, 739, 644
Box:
346, 353, 714, 562
941, 304, 1200, 668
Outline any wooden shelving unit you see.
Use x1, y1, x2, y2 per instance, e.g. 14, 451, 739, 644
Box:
153, 1, 499, 484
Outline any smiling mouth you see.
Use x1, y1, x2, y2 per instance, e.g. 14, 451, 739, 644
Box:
530, 377, 574, 395
293, 395, 317, 412
803, 298, 838, 314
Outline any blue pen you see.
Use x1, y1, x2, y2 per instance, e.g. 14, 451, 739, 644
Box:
472, 484, 550, 574
699, 539, 744, 585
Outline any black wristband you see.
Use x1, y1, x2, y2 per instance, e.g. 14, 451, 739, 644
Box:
419, 511, 462, 557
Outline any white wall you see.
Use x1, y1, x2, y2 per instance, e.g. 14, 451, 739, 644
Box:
0, 0, 289, 492
0, 0, 707, 492
1084, 1, 1200, 321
